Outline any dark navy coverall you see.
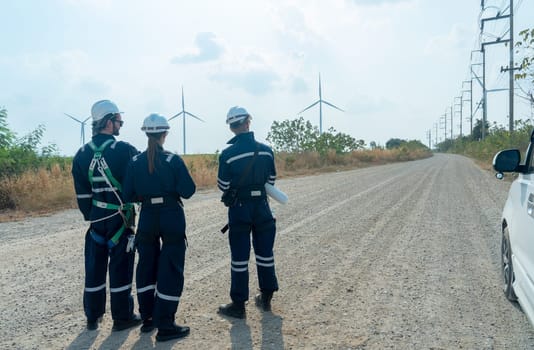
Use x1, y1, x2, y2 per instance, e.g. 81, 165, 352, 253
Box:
71, 133, 139, 322
123, 145, 195, 329
217, 131, 279, 303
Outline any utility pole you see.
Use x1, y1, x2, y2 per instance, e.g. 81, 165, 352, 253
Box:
450, 104, 454, 140
462, 80, 473, 136
481, 40, 511, 139
441, 113, 447, 142
471, 50, 483, 140
500, 0, 518, 133
454, 96, 463, 138
509, 0, 514, 133
480, 0, 513, 137
434, 123, 438, 146
482, 46, 487, 140
427, 130, 431, 149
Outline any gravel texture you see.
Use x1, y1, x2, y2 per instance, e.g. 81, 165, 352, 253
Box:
1, 153, 534, 349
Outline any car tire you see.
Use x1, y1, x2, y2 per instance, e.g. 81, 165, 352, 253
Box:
502, 226, 518, 301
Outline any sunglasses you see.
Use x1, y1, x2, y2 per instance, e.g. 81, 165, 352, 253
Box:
112, 118, 124, 127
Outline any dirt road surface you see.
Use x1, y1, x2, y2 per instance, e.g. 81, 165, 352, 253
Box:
2, 153, 534, 349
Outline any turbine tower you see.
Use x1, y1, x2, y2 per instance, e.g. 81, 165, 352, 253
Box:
299, 73, 344, 134
65, 113, 90, 145
169, 86, 205, 155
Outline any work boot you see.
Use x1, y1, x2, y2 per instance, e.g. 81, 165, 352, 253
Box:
254, 292, 273, 312
156, 324, 190, 342
218, 302, 246, 319
140, 318, 154, 333
112, 314, 142, 332
86, 317, 102, 331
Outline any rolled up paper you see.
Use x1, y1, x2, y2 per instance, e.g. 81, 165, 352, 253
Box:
265, 183, 288, 204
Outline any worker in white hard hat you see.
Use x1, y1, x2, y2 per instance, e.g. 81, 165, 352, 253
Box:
123, 113, 196, 342
71, 99, 142, 331
91, 99, 124, 136
217, 106, 279, 319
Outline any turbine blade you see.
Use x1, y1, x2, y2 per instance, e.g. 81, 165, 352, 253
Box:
83, 116, 91, 123
318, 73, 322, 97
184, 111, 205, 122
64, 113, 83, 123
322, 100, 344, 112
168, 111, 184, 121
299, 100, 320, 114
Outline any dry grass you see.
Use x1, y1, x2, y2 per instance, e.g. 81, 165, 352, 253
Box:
0, 164, 77, 221
0, 148, 432, 221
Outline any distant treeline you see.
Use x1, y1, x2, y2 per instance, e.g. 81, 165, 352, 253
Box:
436, 118, 534, 165
0, 108, 69, 179
0, 108, 432, 213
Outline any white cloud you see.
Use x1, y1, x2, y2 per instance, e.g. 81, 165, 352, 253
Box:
171, 32, 224, 64
3, 0, 532, 154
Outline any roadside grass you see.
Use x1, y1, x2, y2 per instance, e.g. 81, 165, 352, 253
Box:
0, 148, 432, 221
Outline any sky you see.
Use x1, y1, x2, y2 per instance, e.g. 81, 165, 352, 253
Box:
1, 0, 533, 155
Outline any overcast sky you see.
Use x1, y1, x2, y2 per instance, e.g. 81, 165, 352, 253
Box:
1, 0, 533, 155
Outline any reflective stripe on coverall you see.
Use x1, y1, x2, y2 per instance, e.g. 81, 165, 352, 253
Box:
218, 131, 279, 303
72, 133, 139, 322
123, 146, 195, 329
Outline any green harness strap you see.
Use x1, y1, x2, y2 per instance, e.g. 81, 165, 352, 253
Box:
88, 139, 122, 191
88, 139, 133, 248
108, 206, 133, 247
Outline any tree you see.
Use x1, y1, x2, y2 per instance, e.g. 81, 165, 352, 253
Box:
471, 119, 490, 141
0, 109, 59, 178
267, 117, 364, 154
515, 28, 534, 104
267, 117, 318, 153
385, 138, 403, 149
0, 107, 14, 149
314, 127, 366, 155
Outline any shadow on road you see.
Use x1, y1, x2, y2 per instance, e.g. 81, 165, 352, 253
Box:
65, 329, 98, 350
225, 311, 284, 350
260, 312, 284, 350
65, 327, 141, 350
229, 318, 253, 349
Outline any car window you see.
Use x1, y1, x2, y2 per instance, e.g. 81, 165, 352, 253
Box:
529, 146, 534, 173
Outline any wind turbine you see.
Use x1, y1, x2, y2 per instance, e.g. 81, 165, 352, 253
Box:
65, 113, 91, 145
169, 86, 205, 155
299, 73, 344, 134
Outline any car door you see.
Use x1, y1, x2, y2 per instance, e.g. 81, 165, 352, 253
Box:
511, 147, 534, 306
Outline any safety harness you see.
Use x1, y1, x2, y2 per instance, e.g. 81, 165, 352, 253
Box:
88, 139, 134, 249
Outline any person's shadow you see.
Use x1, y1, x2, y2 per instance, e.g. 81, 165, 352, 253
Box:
229, 318, 253, 350
129, 331, 187, 350
65, 329, 98, 350
98, 329, 130, 350
65, 328, 135, 350
260, 312, 284, 350
226, 311, 284, 350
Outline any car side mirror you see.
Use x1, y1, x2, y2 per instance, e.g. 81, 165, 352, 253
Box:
493, 149, 521, 179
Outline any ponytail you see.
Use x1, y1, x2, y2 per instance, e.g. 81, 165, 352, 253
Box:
146, 132, 165, 174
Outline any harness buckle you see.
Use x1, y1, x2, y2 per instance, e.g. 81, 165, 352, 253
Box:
126, 234, 135, 253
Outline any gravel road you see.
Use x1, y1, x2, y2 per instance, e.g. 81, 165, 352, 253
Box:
2, 153, 534, 349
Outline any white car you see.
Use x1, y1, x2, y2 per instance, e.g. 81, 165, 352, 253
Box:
494, 139, 534, 325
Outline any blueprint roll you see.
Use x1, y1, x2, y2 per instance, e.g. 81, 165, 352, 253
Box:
265, 183, 288, 204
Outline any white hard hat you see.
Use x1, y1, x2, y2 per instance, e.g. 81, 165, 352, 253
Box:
226, 106, 250, 124
91, 100, 121, 122
141, 113, 170, 133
